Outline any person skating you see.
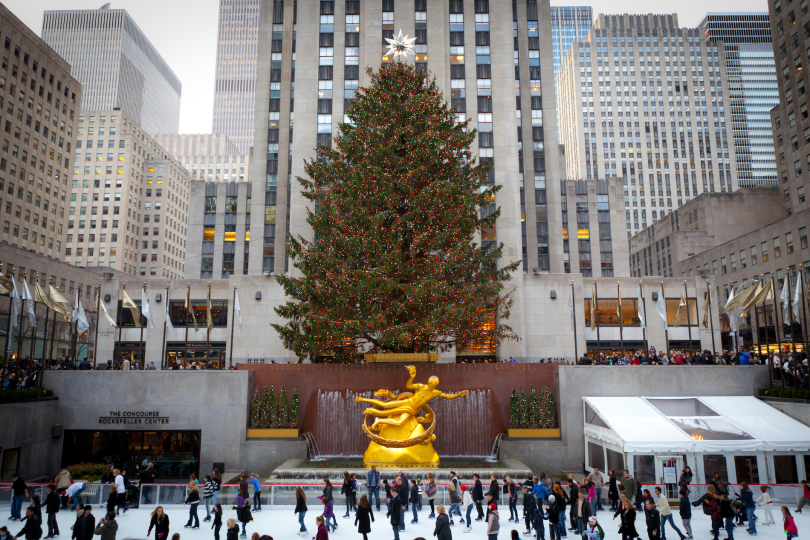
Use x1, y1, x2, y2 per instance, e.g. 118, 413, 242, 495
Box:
92, 512, 116, 540
546, 495, 562, 540
354, 494, 374, 540
237, 502, 251, 539
321, 496, 335, 533
461, 484, 474, 533
202, 476, 214, 522
755, 487, 773, 525
782, 507, 798, 540
585, 469, 604, 512
148, 507, 169, 540
678, 488, 692, 539
387, 492, 402, 540
53, 470, 72, 511
341, 472, 353, 519
506, 476, 519, 523
489, 475, 500, 506
5, 474, 29, 521
523, 484, 538, 536
797, 480, 810, 513
211, 505, 222, 540
486, 503, 500, 540
607, 471, 619, 512
447, 477, 462, 526
224, 519, 238, 540
425, 473, 437, 519
552, 483, 569, 537
211, 470, 222, 509
65, 484, 86, 512
409, 480, 420, 524
70, 507, 93, 540
532, 507, 546, 540
396, 477, 409, 531
583, 516, 603, 540
619, 471, 636, 512
473, 474, 485, 521
183, 483, 200, 529
433, 505, 451, 540
615, 499, 637, 540
644, 499, 661, 540
13, 507, 41, 540
733, 483, 756, 535
293, 487, 307, 536
366, 466, 381, 513
249, 474, 261, 513
314, 516, 328, 540
654, 486, 685, 540
575, 489, 592, 536
320, 479, 336, 531
43, 485, 60, 539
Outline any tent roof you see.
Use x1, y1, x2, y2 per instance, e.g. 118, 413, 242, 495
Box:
583, 396, 810, 453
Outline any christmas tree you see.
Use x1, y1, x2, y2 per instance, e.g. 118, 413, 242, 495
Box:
540, 386, 556, 428
519, 388, 528, 428
268, 386, 278, 429
259, 387, 271, 428
290, 385, 300, 428
272, 61, 520, 361
250, 389, 262, 429
509, 388, 519, 428
279, 387, 289, 428
528, 386, 538, 428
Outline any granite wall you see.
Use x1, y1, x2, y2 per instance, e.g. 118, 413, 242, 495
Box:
0, 399, 60, 481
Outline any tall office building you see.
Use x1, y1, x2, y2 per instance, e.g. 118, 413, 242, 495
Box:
699, 13, 779, 187
212, 0, 260, 154
41, 6, 182, 136
557, 14, 739, 238
0, 3, 82, 260
550, 6, 592, 141
156, 134, 251, 183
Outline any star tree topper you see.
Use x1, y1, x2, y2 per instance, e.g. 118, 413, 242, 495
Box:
384, 29, 417, 61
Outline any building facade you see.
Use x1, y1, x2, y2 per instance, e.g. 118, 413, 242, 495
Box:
0, 3, 82, 261
64, 110, 190, 280
557, 14, 739, 238
550, 6, 592, 142
212, 0, 261, 154
156, 134, 251, 183
41, 7, 182, 136
699, 13, 779, 187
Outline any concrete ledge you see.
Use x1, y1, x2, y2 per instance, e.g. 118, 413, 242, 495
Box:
0, 396, 59, 405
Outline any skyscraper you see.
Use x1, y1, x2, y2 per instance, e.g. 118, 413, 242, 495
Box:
41, 6, 181, 136
211, 0, 260, 154
550, 6, 592, 140
557, 14, 738, 238
699, 13, 779, 188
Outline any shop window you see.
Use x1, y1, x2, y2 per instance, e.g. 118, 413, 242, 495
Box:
168, 300, 229, 327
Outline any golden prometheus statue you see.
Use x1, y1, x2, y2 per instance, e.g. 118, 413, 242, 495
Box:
355, 365, 468, 467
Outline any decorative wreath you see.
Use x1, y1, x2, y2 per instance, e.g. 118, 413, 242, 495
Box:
361, 391, 437, 448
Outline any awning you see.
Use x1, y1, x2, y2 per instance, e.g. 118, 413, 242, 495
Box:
583, 396, 810, 453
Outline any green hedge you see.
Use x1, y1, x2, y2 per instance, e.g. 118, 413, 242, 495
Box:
0, 389, 53, 400
65, 463, 108, 483
759, 388, 810, 400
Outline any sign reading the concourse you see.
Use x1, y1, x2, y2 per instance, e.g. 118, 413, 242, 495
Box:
99, 411, 170, 425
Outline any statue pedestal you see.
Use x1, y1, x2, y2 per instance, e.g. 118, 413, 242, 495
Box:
363, 415, 440, 468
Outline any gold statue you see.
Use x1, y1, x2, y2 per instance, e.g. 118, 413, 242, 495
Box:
355, 365, 469, 467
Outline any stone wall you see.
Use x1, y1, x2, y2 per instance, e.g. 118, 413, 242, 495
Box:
0, 399, 61, 481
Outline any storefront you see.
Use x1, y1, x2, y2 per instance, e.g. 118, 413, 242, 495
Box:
113, 341, 145, 367
166, 341, 226, 368
61, 429, 201, 479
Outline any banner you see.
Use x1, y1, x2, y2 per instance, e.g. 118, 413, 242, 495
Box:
48, 284, 74, 321
656, 288, 667, 325
21, 279, 36, 327
72, 290, 90, 335
673, 288, 687, 329
235, 289, 243, 334
186, 288, 199, 332
99, 296, 118, 329
165, 294, 175, 333
701, 289, 711, 329
122, 290, 142, 328
740, 280, 774, 318
637, 284, 645, 329
142, 289, 155, 329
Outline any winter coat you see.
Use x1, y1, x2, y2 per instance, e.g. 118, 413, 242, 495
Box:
486, 509, 500, 535
608, 477, 619, 500
532, 512, 544, 531
507, 481, 518, 500
45, 492, 61, 514
711, 478, 728, 495
679, 496, 692, 519
739, 489, 756, 509
17, 513, 42, 540
576, 497, 592, 520
693, 492, 714, 515
315, 524, 329, 540
619, 476, 637, 499
524, 492, 537, 517
322, 485, 333, 502
322, 500, 334, 519
341, 480, 352, 497
295, 493, 307, 514
619, 507, 638, 538
239, 507, 251, 524
489, 480, 500, 501
203, 481, 214, 499
54, 470, 73, 491
355, 505, 374, 534
547, 501, 562, 523
645, 507, 661, 534
397, 482, 409, 506
785, 516, 798, 534
184, 490, 200, 504
433, 513, 451, 540
656, 495, 673, 516
72, 514, 95, 540
388, 498, 402, 527
534, 482, 551, 500
678, 471, 693, 486
148, 514, 170, 538
226, 526, 239, 540
473, 480, 484, 501
410, 485, 420, 505
93, 519, 117, 540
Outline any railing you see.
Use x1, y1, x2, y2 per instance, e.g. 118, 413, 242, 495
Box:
0, 482, 803, 508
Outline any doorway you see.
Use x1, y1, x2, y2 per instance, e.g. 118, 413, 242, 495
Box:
659, 456, 683, 501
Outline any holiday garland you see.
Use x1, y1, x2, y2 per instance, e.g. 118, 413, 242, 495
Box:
251, 385, 300, 429
510, 386, 556, 428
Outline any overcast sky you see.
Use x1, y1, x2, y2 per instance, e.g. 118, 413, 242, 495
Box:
8, 0, 770, 135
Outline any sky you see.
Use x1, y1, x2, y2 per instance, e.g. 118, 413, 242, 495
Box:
7, 0, 771, 135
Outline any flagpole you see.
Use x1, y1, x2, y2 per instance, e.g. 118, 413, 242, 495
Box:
206, 282, 211, 368
683, 280, 694, 357
728, 281, 737, 353
770, 276, 786, 385
594, 279, 601, 359
161, 284, 169, 370
17, 271, 26, 360
140, 282, 146, 367
118, 283, 125, 367
640, 280, 649, 355
800, 265, 809, 354
759, 274, 777, 384
3, 265, 14, 359
49, 280, 58, 363
72, 284, 81, 366
786, 267, 797, 358
93, 284, 101, 369
41, 277, 52, 366
571, 280, 578, 363
617, 281, 623, 360
229, 284, 237, 369
661, 281, 669, 357
184, 283, 190, 367
32, 275, 42, 362
706, 279, 716, 355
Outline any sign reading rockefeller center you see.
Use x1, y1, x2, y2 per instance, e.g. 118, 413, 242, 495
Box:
98, 411, 170, 425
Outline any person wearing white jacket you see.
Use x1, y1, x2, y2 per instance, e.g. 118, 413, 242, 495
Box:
755, 487, 774, 525
462, 484, 475, 533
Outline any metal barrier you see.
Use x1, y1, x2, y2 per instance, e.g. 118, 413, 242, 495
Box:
0, 482, 803, 508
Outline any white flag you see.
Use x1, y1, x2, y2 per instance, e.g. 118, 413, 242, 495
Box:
141, 289, 155, 329
22, 279, 37, 328
637, 284, 646, 329
727, 286, 739, 333
9, 278, 21, 342
235, 289, 243, 334
72, 290, 90, 335
781, 281, 790, 325
568, 288, 576, 332
165, 295, 175, 333
656, 289, 668, 325
794, 278, 802, 323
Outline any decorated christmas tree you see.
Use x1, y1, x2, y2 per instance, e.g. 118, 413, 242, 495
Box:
272, 61, 520, 361
519, 388, 528, 428
528, 385, 538, 428
268, 386, 278, 429
540, 386, 556, 428
509, 388, 519, 428
279, 387, 289, 428
259, 387, 271, 428
250, 389, 262, 428
290, 385, 300, 428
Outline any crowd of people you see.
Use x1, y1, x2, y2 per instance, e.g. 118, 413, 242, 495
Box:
5, 465, 809, 540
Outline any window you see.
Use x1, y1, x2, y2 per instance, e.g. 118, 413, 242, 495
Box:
721, 256, 727, 275
774, 237, 782, 257
800, 227, 808, 249
799, 185, 806, 203
762, 241, 768, 261
787, 232, 795, 253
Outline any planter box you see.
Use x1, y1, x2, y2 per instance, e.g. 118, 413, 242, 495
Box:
507, 428, 561, 438
364, 353, 439, 363
246, 428, 300, 438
